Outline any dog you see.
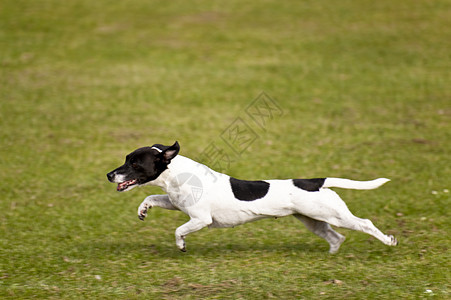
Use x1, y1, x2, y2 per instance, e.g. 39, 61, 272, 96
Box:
107, 141, 398, 253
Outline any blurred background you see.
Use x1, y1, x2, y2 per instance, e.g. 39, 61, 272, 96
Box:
1, 0, 449, 298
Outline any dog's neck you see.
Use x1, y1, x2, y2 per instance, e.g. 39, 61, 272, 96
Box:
147, 155, 225, 192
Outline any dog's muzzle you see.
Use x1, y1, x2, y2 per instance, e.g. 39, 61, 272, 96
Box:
107, 172, 115, 182
107, 171, 139, 192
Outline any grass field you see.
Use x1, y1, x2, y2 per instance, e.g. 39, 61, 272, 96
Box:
1, 0, 450, 298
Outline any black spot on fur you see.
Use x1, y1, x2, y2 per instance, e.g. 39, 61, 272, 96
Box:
230, 177, 270, 201
292, 178, 326, 191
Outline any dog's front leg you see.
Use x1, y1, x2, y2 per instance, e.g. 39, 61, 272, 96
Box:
138, 194, 178, 220
175, 218, 211, 252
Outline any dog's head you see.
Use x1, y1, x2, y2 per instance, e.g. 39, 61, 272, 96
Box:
107, 141, 180, 192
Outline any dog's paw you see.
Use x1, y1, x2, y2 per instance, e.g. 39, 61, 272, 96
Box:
138, 204, 150, 221
388, 235, 398, 246
138, 212, 147, 221
329, 235, 346, 254
176, 237, 186, 252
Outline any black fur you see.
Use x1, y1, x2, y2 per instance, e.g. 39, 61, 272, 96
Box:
229, 177, 270, 201
292, 178, 326, 192
107, 142, 179, 191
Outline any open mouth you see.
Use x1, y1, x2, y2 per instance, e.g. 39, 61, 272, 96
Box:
117, 179, 138, 192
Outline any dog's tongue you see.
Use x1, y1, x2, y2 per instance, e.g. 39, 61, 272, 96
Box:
117, 179, 137, 191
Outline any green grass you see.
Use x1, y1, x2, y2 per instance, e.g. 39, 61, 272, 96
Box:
1, 0, 450, 298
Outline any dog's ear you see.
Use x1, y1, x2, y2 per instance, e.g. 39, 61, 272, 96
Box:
162, 141, 180, 163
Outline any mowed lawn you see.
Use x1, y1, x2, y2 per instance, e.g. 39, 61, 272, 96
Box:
1, 0, 450, 298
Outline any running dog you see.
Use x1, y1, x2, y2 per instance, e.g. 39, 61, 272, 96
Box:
107, 141, 398, 253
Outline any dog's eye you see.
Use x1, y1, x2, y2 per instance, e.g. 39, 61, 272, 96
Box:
132, 163, 139, 169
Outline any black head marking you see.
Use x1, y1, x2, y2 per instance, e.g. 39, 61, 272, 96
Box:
292, 178, 326, 191
107, 141, 180, 191
230, 177, 270, 201
150, 141, 180, 163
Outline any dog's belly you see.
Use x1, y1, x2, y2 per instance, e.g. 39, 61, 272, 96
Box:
208, 203, 295, 228
209, 213, 269, 228
208, 212, 259, 228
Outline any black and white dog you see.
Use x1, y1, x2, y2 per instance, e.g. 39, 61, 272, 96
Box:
107, 141, 398, 253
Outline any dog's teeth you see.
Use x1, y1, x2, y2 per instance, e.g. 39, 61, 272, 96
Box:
116, 179, 137, 191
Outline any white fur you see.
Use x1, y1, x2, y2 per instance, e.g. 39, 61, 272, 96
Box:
323, 177, 390, 190
151, 146, 163, 153
138, 155, 397, 253
111, 174, 126, 183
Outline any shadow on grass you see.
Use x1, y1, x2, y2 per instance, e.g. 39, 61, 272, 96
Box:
74, 239, 332, 261
72, 235, 400, 263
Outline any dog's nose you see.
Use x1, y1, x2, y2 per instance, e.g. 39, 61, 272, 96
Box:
107, 172, 114, 182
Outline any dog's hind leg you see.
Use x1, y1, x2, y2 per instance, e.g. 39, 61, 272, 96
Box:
303, 193, 397, 247
328, 215, 398, 247
295, 190, 398, 247
294, 214, 346, 253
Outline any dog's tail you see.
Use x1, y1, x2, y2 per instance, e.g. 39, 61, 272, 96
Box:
323, 178, 390, 190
